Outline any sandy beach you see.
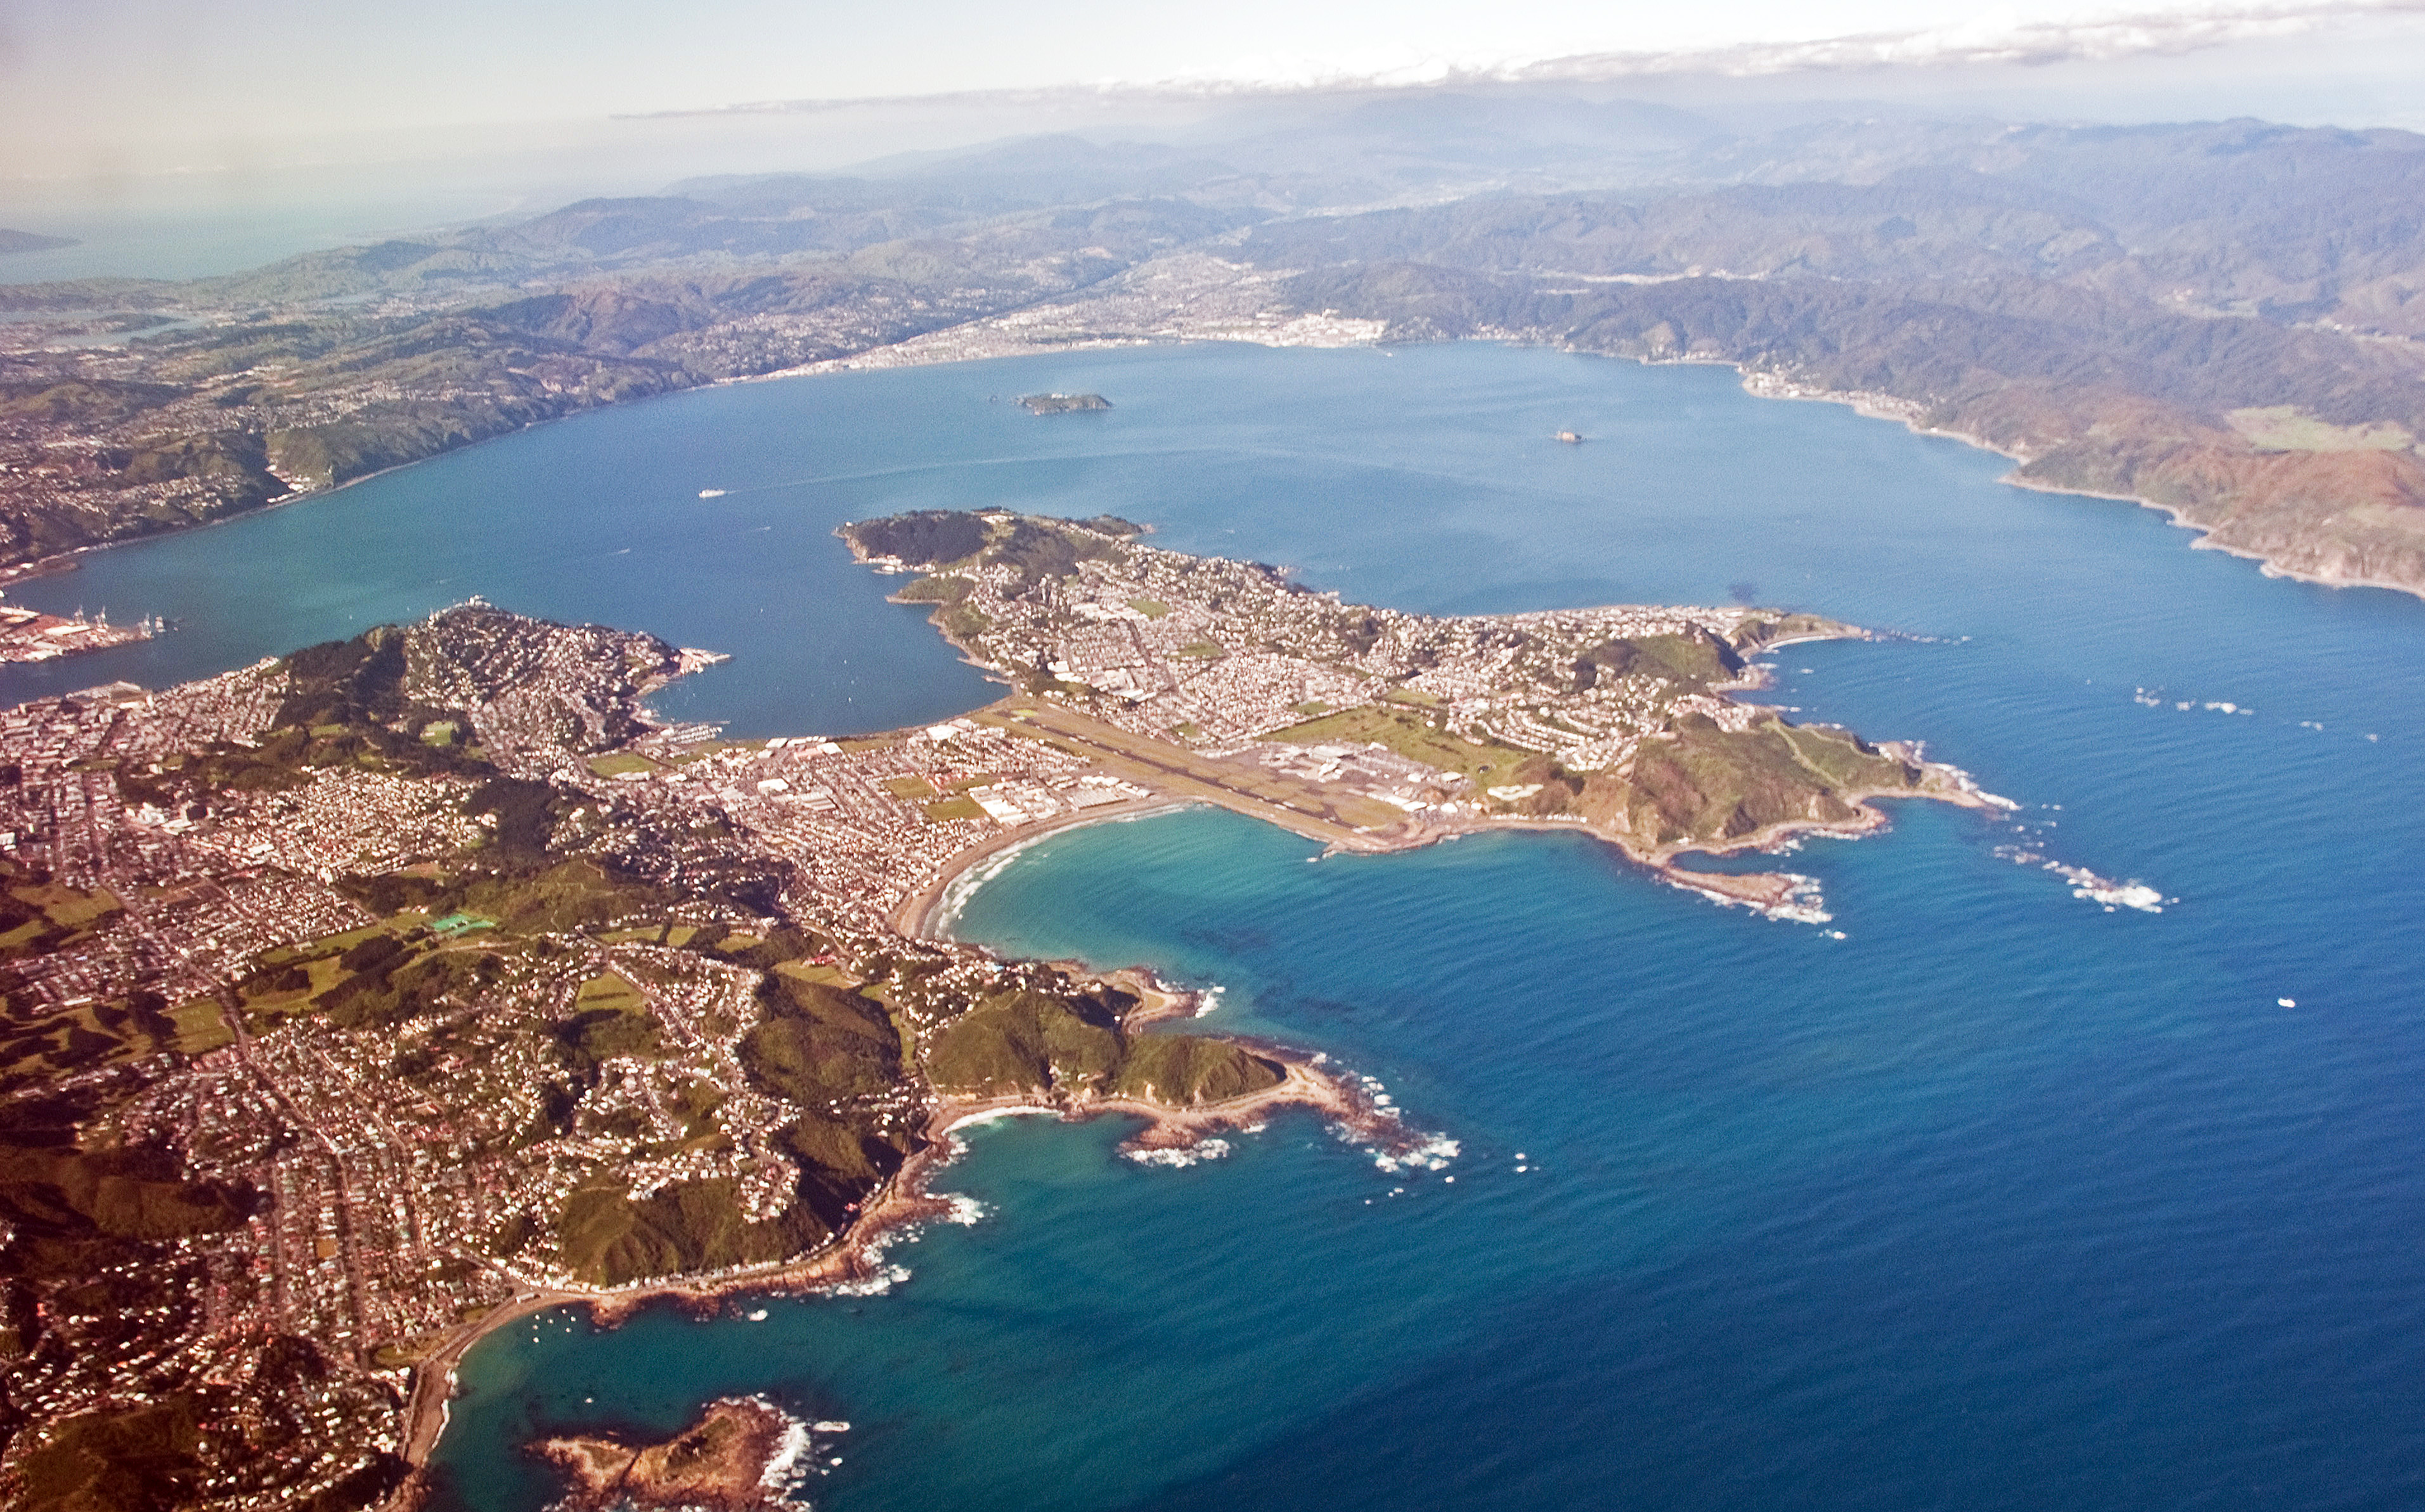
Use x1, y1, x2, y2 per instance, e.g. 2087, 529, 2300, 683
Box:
890, 796, 1195, 938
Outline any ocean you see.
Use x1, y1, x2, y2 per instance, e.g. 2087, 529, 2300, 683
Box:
11, 342, 2421, 1509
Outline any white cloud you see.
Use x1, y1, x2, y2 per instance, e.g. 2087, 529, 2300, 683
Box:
1510, 0, 2425, 78
1107, 0, 2425, 93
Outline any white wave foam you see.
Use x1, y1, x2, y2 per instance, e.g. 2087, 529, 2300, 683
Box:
1757, 873, 1833, 925
941, 1192, 986, 1225
2043, 860, 2167, 912
1669, 868, 1834, 925
1125, 1137, 1232, 1168
1193, 984, 1226, 1017
2149, 692, 2258, 717
943, 1106, 1056, 1136
2077, 879, 2166, 912
930, 839, 1047, 936
806, 1184, 988, 1303
1372, 1134, 1460, 1173
810, 1223, 920, 1298
933, 803, 1205, 935
825, 1262, 912, 1297
1766, 874, 1834, 926
756, 1401, 816, 1494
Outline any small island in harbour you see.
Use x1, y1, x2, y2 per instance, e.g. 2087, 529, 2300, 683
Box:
1017, 392, 1111, 415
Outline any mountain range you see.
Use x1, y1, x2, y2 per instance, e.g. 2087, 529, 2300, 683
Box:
3, 94, 2421, 594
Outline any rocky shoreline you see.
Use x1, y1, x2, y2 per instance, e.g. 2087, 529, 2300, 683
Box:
533, 1396, 815, 1511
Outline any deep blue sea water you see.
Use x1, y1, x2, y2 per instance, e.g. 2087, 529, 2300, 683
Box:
10, 343, 2421, 1509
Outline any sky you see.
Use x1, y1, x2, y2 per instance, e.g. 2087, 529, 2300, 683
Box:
3, 0, 2424, 257
7, 0, 2425, 169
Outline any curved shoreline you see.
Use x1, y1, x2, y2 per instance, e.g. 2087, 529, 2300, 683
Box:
18, 325, 2421, 677
893, 735, 2006, 940
384, 1034, 1394, 1508
388, 802, 1380, 1508
364, 344, 2002, 1505
1730, 366, 2425, 600
892, 796, 1200, 939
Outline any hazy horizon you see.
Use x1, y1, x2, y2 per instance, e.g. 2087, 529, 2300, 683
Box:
7, 0, 2425, 281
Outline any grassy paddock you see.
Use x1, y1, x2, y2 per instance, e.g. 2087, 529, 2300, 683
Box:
1263, 704, 1529, 789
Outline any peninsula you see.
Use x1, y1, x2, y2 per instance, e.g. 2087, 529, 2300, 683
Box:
535, 1396, 820, 1511
0, 595, 157, 664
845, 510, 2000, 921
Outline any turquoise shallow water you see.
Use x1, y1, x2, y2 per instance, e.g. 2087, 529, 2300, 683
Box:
10, 343, 2421, 1508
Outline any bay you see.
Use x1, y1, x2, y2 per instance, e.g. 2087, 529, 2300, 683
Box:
10, 342, 2419, 1509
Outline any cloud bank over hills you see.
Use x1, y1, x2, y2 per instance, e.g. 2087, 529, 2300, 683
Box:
667, 0, 2425, 105
9, 0, 2425, 185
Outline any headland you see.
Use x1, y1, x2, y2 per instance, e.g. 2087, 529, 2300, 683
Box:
534, 1395, 813, 1511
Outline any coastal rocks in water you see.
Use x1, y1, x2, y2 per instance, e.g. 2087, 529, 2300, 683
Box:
1661, 863, 1832, 923
1017, 392, 1111, 414
534, 1397, 818, 1510
1995, 845, 2171, 912
1125, 1135, 1232, 1167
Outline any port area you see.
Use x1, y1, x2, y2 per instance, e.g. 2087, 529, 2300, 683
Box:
0, 596, 158, 663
